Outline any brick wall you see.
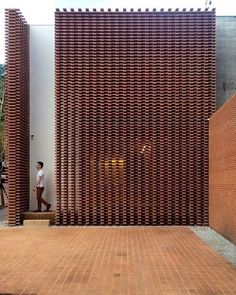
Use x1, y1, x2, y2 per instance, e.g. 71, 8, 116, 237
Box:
5, 9, 30, 225
55, 9, 215, 225
209, 93, 236, 244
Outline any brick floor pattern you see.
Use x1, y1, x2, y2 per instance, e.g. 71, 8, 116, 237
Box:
55, 9, 216, 226
0, 227, 236, 295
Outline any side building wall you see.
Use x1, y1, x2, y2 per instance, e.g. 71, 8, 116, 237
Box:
209, 93, 236, 244
216, 16, 236, 109
5, 9, 30, 225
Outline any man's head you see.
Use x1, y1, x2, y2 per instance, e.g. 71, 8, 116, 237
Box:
36, 161, 44, 170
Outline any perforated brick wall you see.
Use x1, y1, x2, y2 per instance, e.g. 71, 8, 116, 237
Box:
209, 93, 236, 244
5, 9, 30, 226
55, 8, 216, 225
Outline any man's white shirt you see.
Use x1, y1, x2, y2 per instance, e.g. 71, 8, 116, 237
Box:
37, 169, 44, 187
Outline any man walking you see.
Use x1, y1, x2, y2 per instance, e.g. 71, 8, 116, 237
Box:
33, 161, 51, 212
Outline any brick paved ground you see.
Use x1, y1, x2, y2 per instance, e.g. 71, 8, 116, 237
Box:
0, 227, 236, 295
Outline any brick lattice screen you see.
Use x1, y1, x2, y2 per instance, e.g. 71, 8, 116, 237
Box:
209, 93, 236, 244
55, 9, 216, 225
5, 9, 30, 225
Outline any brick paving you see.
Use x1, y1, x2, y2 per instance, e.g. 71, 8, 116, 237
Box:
0, 227, 236, 295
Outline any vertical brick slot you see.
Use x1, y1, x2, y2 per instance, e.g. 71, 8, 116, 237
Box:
5, 9, 30, 226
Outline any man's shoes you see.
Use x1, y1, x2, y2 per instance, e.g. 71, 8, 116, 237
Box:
33, 209, 41, 212
45, 204, 51, 212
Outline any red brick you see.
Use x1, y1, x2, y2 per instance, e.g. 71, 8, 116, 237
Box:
209, 93, 236, 244
0, 227, 235, 294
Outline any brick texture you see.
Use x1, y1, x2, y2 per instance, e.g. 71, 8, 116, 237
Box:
5, 9, 30, 225
55, 9, 216, 226
0, 227, 236, 294
209, 93, 236, 244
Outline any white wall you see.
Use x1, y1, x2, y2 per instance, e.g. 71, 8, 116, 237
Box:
30, 25, 55, 210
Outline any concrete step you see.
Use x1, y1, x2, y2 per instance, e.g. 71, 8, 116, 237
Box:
21, 211, 55, 225
23, 219, 50, 227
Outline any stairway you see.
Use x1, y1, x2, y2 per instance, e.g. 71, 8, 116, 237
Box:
21, 211, 55, 226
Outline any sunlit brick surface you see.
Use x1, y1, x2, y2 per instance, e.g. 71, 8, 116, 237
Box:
0, 227, 236, 294
5, 9, 30, 226
55, 9, 216, 225
209, 93, 236, 244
